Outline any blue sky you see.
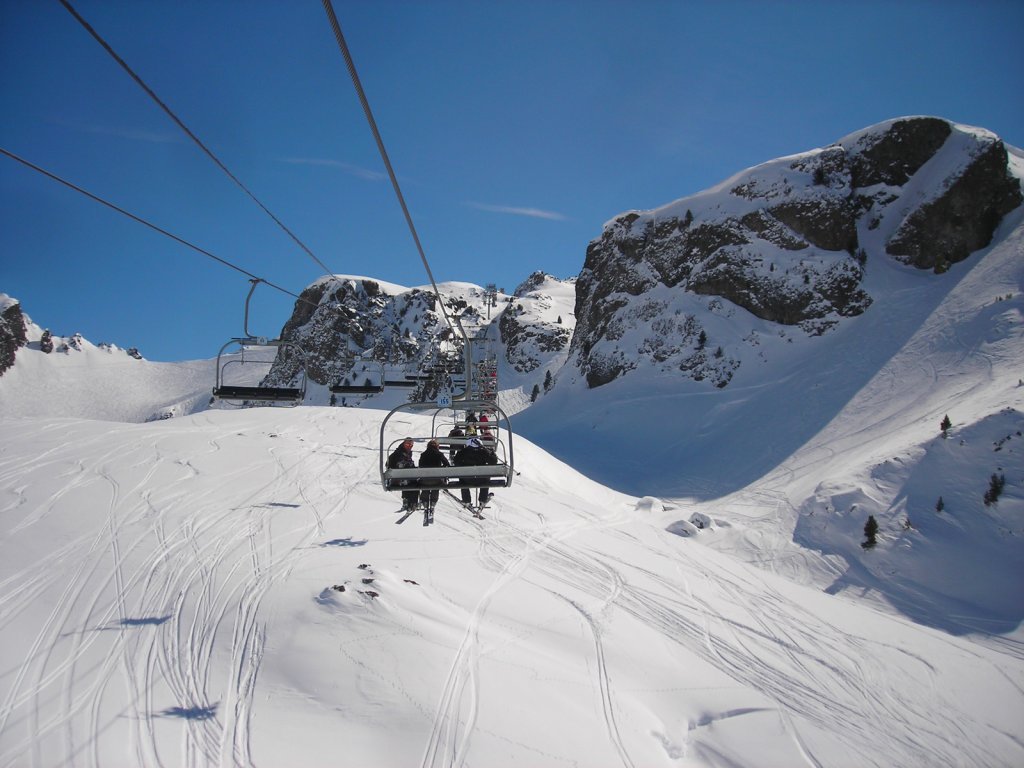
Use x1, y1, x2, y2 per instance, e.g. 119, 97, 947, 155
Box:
2, 0, 1022, 362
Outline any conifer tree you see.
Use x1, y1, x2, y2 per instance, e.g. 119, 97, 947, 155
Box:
983, 473, 1006, 506
530, 383, 540, 403
940, 414, 952, 438
935, 496, 945, 513
861, 515, 879, 549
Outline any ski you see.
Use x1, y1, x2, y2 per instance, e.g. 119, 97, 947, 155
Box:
396, 506, 416, 524
443, 489, 486, 519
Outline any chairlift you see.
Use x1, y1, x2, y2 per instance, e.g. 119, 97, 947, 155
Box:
379, 399, 514, 494
213, 279, 306, 405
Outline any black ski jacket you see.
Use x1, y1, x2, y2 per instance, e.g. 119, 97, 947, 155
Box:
453, 445, 498, 467
419, 445, 451, 468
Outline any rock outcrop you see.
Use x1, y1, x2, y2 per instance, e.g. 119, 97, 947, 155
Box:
500, 272, 573, 374
0, 296, 27, 377
571, 117, 1022, 389
261, 275, 576, 402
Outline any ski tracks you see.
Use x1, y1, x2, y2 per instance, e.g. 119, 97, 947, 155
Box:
420, 498, 635, 768
0, 413, 364, 768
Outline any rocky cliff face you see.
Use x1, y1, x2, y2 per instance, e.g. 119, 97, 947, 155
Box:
265, 277, 453, 388
572, 117, 1022, 389
263, 274, 576, 403
0, 296, 28, 377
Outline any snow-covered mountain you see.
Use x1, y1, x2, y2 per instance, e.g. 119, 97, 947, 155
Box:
517, 117, 1024, 494
1, 116, 1022, 767
0, 295, 213, 422
566, 117, 1020, 391
258, 271, 576, 414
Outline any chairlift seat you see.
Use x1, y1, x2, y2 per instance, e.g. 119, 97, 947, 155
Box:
383, 464, 511, 491
213, 385, 303, 402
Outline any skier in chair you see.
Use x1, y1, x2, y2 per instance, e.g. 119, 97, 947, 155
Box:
453, 437, 498, 509
388, 437, 419, 512
418, 439, 450, 515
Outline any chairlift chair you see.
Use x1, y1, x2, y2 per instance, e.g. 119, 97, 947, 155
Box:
212, 279, 307, 406
379, 399, 514, 493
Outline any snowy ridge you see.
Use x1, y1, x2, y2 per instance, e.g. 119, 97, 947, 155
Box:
0, 306, 214, 423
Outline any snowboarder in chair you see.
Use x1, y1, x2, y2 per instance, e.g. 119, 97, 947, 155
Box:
453, 436, 498, 508
388, 437, 419, 511
418, 439, 450, 514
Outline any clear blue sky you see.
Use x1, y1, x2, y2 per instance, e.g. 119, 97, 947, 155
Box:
2, 0, 1022, 361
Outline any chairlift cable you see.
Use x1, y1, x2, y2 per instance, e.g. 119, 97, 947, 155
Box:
57, 0, 336, 278
1, 146, 390, 344
320, 0, 458, 339
1, 147, 302, 301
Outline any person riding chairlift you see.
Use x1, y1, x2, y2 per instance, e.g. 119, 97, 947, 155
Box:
453, 436, 498, 508
418, 439, 450, 513
387, 437, 419, 511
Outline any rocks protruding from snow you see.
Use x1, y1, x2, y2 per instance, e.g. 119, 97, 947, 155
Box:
0, 294, 27, 377
500, 272, 574, 374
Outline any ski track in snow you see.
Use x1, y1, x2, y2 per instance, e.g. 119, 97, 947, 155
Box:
0, 413, 376, 768
418, 496, 636, 768
0, 410, 1021, 767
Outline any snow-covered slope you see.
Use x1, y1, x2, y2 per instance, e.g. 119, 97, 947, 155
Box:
0, 407, 1020, 768
0, 303, 215, 422
518, 120, 1023, 499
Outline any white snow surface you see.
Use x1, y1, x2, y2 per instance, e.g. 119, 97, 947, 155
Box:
0, 312, 215, 423
0, 405, 1021, 768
